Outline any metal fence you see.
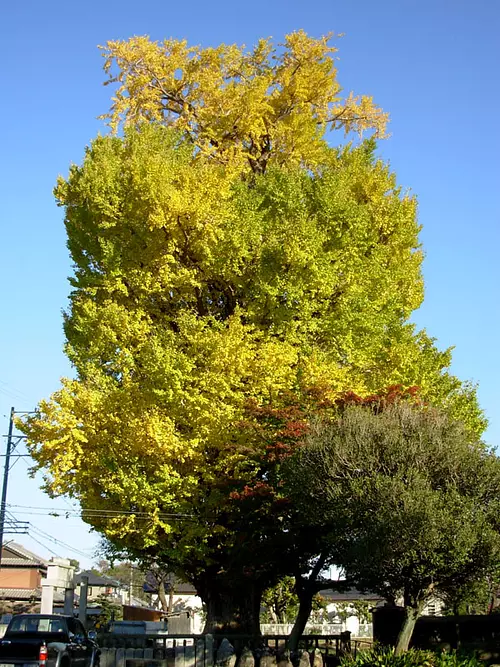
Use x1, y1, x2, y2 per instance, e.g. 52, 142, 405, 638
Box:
261, 624, 344, 636
261, 623, 372, 639
355, 624, 372, 638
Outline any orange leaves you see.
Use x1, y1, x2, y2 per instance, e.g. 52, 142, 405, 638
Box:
335, 384, 422, 411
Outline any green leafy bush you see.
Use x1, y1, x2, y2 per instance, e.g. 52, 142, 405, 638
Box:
341, 648, 483, 667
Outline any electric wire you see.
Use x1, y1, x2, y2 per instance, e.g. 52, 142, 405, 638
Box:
7, 504, 196, 521
5, 509, 91, 561
28, 533, 59, 558
0, 380, 31, 402
28, 524, 97, 561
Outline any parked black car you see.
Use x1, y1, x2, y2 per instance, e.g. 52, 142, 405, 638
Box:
0, 614, 100, 667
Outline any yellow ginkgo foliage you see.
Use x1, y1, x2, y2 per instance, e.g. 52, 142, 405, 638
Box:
101, 31, 388, 174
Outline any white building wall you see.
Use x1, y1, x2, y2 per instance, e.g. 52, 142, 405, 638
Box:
150, 593, 204, 634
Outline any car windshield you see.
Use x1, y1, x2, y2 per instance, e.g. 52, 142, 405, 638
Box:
8, 617, 64, 633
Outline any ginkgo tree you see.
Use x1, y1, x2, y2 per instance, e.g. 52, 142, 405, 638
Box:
20, 31, 485, 635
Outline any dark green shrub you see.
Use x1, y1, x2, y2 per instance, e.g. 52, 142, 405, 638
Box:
341, 648, 483, 667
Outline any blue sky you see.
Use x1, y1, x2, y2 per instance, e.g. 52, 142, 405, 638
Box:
1, 0, 498, 567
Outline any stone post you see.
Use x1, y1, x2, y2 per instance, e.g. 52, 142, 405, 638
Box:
40, 558, 75, 615
78, 574, 89, 627
40, 581, 54, 614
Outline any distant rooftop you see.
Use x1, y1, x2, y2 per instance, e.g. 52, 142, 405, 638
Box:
1, 542, 48, 568
0, 588, 65, 602
75, 570, 122, 588
143, 575, 196, 595
319, 587, 384, 602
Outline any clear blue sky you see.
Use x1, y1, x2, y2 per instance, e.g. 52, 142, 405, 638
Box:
1, 0, 498, 567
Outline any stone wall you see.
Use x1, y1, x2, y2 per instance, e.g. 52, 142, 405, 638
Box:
99, 637, 330, 667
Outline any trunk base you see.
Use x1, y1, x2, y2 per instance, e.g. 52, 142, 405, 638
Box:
395, 607, 420, 655
202, 584, 262, 638
287, 596, 313, 652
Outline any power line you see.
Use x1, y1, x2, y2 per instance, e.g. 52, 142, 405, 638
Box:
28, 533, 60, 558
5, 507, 92, 561
7, 504, 196, 520
0, 387, 28, 403
0, 387, 22, 402
28, 523, 95, 560
9, 503, 192, 516
0, 381, 30, 402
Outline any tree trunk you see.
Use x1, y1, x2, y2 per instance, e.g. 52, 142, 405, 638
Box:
157, 579, 169, 612
286, 554, 330, 652
287, 592, 313, 652
202, 581, 263, 637
395, 606, 420, 655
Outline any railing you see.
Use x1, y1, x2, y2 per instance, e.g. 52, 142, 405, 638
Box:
351, 638, 374, 658
355, 624, 373, 638
261, 624, 344, 636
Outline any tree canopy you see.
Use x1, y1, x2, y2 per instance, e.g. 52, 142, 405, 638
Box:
283, 401, 500, 652
100, 31, 388, 174
20, 31, 486, 634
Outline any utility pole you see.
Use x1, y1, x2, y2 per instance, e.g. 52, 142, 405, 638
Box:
0, 407, 32, 569
0, 407, 15, 567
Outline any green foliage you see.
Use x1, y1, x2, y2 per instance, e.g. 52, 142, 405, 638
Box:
442, 569, 500, 616
262, 577, 299, 623
94, 593, 123, 625
284, 402, 500, 648
334, 601, 372, 624
20, 127, 440, 568
341, 648, 483, 667
261, 577, 327, 623
95, 557, 151, 604
352, 601, 373, 624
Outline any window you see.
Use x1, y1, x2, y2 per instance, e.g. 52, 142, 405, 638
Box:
75, 620, 86, 637
8, 617, 64, 633
88, 586, 93, 597
67, 618, 77, 635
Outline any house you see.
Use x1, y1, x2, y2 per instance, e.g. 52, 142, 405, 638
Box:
319, 587, 384, 636
319, 587, 443, 636
74, 571, 127, 605
0, 542, 47, 591
0, 542, 65, 615
145, 577, 204, 634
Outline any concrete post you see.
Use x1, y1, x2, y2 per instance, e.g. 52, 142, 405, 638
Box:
78, 575, 88, 627
41, 582, 54, 613
64, 587, 75, 615
40, 558, 75, 615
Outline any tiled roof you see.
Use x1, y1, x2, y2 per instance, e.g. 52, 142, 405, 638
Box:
174, 582, 197, 594
143, 574, 196, 595
1, 542, 48, 567
0, 558, 47, 568
319, 587, 384, 602
75, 571, 121, 587
0, 588, 65, 602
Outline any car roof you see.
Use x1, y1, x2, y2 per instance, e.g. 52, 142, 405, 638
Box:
13, 614, 72, 619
